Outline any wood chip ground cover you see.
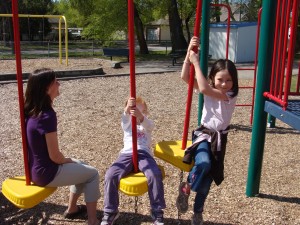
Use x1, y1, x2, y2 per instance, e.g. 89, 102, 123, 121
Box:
0, 59, 299, 225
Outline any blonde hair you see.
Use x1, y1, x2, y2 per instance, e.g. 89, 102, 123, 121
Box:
125, 96, 148, 115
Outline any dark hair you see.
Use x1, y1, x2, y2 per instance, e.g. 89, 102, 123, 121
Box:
208, 59, 239, 97
24, 68, 56, 117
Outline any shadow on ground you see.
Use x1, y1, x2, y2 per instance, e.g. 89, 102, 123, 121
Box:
0, 192, 233, 225
258, 193, 300, 205
231, 123, 300, 135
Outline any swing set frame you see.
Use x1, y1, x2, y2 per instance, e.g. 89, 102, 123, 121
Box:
0, 13, 69, 65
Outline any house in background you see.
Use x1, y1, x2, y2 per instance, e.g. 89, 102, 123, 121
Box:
144, 3, 248, 42
144, 3, 258, 63
145, 18, 170, 42
218, 3, 248, 22
209, 22, 258, 63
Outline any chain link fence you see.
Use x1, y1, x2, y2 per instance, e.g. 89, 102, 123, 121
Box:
0, 40, 172, 60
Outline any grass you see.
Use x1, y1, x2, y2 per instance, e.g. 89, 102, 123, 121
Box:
0, 49, 172, 61
290, 75, 299, 92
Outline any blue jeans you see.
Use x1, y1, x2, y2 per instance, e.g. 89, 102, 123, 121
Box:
187, 141, 213, 213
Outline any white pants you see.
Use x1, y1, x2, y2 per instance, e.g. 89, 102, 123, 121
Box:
46, 159, 100, 202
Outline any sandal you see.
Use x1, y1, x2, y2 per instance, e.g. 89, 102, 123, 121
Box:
64, 204, 87, 219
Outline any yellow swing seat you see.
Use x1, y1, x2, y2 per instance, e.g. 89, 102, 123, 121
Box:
2, 176, 57, 209
119, 165, 165, 196
154, 140, 194, 172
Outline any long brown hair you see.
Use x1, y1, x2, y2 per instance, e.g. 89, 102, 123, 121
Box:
208, 59, 239, 98
24, 68, 56, 117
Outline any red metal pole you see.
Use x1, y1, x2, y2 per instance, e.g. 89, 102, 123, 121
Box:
181, 0, 202, 150
275, 1, 286, 97
270, 1, 281, 95
283, 0, 299, 108
128, 0, 138, 172
279, 0, 292, 100
297, 62, 300, 93
12, 0, 30, 185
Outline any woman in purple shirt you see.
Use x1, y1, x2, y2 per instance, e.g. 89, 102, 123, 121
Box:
24, 68, 100, 225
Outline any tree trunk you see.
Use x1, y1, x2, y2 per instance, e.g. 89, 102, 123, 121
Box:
168, 0, 187, 52
224, 0, 236, 22
214, 0, 221, 22
134, 4, 149, 54
185, 15, 192, 42
1, 0, 13, 45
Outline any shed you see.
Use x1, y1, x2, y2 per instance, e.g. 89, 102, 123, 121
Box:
209, 22, 258, 63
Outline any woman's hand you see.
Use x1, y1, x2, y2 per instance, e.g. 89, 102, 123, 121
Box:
46, 132, 73, 164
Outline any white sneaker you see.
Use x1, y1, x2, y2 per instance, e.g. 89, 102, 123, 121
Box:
101, 211, 120, 225
150, 210, 164, 225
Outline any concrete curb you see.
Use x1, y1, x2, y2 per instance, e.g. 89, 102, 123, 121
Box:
0, 68, 179, 84
0, 67, 104, 84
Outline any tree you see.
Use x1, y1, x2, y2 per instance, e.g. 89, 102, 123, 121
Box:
134, 3, 149, 54
0, 0, 54, 41
167, 0, 188, 51
211, 0, 221, 22
223, 0, 237, 22
52, 0, 82, 28
176, 0, 196, 43
18, 0, 54, 41
0, 0, 13, 44
61, 0, 149, 54
242, 0, 262, 21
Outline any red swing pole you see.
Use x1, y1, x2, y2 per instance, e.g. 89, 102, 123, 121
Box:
12, 0, 30, 185
128, 0, 138, 172
181, 0, 203, 150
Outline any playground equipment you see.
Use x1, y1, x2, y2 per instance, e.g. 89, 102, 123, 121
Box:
154, 0, 204, 176
210, 4, 262, 124
155, 1, 257, 176
246, 0, 300, 197
0, 13, 68, 65
1, 0, 57, 209
117, 0, 165, 212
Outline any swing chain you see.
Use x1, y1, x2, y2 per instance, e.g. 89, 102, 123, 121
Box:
180, 170, 183, 183
177, 170, 184, 223
177, 210, 182, 224
134, 196, 138, 213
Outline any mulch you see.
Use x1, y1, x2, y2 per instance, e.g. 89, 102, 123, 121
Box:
0, 59, 299, 225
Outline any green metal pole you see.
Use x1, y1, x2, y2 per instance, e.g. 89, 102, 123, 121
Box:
246, 0, 277, 197
198, 0, 211, 125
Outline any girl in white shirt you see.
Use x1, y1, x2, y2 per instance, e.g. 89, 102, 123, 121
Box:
101, 97, 166, 225
176, 37, 239, 225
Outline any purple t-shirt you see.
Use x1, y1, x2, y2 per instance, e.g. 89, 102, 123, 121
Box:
26, 109, 59, 186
